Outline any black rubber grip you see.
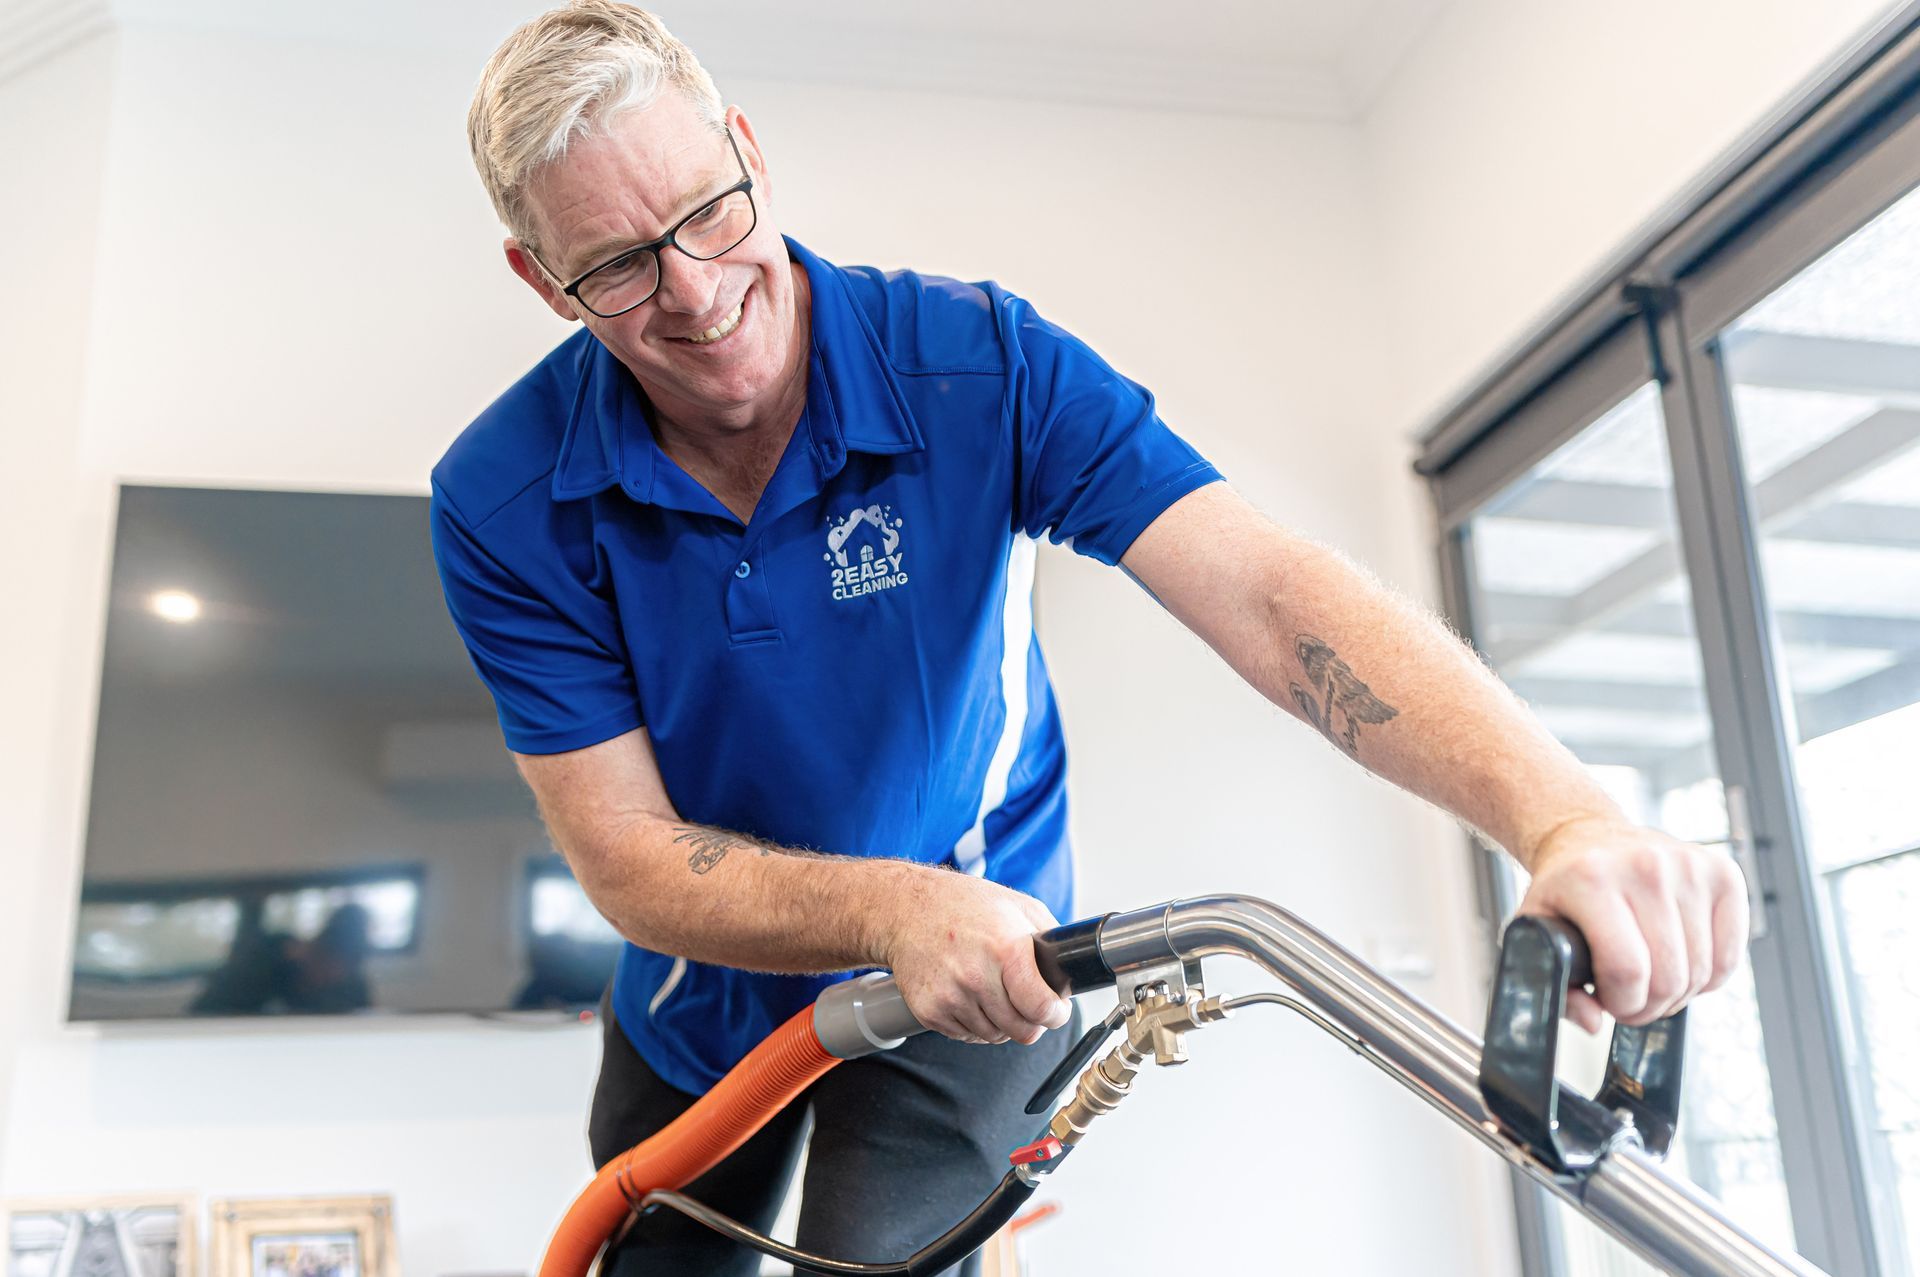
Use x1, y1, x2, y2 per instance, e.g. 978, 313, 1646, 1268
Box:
1478, 914, 1686, 1172
1032, 915, 1114, 995
1534, 916, 1595, 988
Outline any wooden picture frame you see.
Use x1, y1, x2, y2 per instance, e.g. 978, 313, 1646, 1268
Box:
3, 1192, 198, 1277
207, 1197, 395, 1277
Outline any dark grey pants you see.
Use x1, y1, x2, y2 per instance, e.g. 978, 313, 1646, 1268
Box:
588, 994, 1082, 1277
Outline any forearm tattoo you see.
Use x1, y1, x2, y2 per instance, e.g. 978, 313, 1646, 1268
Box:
1288, 634, 1399, 757
673, 825, 767, 875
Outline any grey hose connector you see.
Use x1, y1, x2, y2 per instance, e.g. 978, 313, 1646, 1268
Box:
813, 972, 925, 1058
812, 917, 1114, 1059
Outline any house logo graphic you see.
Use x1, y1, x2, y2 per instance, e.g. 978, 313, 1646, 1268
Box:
823, 503, 909, 601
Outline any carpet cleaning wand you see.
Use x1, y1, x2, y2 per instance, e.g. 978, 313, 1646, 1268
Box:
539, 895, 1833, 1277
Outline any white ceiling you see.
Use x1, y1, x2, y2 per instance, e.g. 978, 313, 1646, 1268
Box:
3, 0, 1450, 121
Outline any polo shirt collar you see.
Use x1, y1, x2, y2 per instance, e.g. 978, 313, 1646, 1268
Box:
549, 236, 923, 508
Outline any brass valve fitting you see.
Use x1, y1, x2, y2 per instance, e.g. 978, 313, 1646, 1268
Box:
1047, 983, 1232, 1147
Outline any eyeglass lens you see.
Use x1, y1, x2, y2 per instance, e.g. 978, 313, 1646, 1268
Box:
577, 190, 756, 316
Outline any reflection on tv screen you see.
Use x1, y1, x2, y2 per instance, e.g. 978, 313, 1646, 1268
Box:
70, 486, 621, 1021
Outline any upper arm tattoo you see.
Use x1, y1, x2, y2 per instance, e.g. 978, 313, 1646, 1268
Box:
1288, 634, 1399, 757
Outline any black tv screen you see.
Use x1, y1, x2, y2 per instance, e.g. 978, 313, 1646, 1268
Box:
70, 484, 619, 1021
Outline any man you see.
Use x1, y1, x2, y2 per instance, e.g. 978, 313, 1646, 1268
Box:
432, 4, 1748, 1273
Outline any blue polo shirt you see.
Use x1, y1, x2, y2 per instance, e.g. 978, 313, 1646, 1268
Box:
430, 237, 1219, 1093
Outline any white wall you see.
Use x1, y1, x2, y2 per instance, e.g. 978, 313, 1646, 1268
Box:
1362, 0, 1904, 430
0, 29, 119, 1196
0, 20, 1504, 1277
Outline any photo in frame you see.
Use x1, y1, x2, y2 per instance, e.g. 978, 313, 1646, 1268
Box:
208, 1198, 395, 1277
3, 1193, 197, 1277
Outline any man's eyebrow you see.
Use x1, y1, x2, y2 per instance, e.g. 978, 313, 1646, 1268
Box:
563, 163, 737, 278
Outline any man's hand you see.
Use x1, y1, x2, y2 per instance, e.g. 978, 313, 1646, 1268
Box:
872, 869, 1073, 1046
1516, 816, 1750, 1033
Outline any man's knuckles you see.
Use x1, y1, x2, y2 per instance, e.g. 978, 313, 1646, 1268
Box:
1643, 970, 1687, 1014
1591, 948, 1651, 1003
1628, 844, 1677, 893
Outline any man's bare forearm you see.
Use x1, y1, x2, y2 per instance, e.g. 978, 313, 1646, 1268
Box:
512, 730, 1068, 1043
1259, 569, 1616, 867
1125, 486, 1619, 868
544, 810, 938, 975
1125, 484, 1748, 1031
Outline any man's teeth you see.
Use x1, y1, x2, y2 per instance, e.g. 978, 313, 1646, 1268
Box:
686, 299, 744, 345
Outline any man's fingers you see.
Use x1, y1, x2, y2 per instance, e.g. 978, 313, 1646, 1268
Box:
916, 976, 1002, 1044
1551, 896, 1650, 1024
1626, 891, 1690, 1025
1003, 946, 1072, 1032
1518, 825, 1756, 1028
959, 961, 1033, 1044
986, 982, 1047, 1046
1566, 987, 1605, 1034
915, 993, 988, 1043
1678, 870, 1716, 1004
951, 1002, 1005, 1044
1703, 856, 1750, 994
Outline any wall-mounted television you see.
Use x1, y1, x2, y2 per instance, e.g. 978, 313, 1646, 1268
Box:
69, 484, 620, 1021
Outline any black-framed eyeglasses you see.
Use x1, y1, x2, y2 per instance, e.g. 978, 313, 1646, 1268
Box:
541, 127, 757, 319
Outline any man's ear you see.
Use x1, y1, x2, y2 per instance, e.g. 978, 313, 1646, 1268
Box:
728, 105, 771, 204
505, 238, 579, 323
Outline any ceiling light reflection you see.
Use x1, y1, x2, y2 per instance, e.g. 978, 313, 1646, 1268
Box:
150, 589, 202, 623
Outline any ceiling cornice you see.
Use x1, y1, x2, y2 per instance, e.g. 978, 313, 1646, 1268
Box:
18, 1, 1452, 124
0, 0, 113, 84
664, 20, 1359, 122
1337, 0, 1450, 116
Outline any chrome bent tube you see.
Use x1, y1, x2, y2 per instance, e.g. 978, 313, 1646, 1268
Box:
1581, 1149, 1828, 1277
1106, 896, 1829, 1277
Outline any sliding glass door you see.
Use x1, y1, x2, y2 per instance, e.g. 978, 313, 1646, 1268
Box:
1715, 179, 1920, 1276
1427, 68, 1920, 1276
1455, 384, 1793, 1274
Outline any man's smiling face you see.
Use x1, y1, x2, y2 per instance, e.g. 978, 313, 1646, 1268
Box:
509, 94, 801, 430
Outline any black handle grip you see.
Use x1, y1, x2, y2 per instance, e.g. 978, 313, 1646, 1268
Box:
1478, 916, 1687, 1173
1032, 914, 1115, 996
1543, 916, 1595, 988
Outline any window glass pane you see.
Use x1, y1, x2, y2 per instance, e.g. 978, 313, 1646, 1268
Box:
1721, 179, 1920, 1275
1462, 384, 1794, 1270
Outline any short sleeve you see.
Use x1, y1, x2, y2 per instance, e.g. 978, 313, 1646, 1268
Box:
429, 484, 645, 755
1003, 294, 1222, 564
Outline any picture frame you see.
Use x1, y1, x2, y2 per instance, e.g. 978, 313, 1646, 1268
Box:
207, 1197, 395, 1277
3, 1192, 197, 1277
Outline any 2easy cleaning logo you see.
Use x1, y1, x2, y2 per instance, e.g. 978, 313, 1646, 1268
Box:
824, 503, 909, 601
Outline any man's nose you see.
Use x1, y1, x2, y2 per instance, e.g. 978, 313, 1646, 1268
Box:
652, 248, 723, 316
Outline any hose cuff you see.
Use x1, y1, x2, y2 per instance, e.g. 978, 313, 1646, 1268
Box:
813, 972, 924, 1058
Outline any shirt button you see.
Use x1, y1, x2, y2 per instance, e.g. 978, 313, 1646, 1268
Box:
734, 561, 752, 579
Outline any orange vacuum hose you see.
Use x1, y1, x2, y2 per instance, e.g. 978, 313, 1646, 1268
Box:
537, 1006, 840, 1277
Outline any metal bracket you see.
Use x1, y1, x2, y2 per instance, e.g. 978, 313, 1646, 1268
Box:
1114, 957, 1205, 1008
1622, 281, 1678, 386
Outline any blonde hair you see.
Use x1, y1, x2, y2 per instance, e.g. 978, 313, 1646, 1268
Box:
467, 1, 724, 250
